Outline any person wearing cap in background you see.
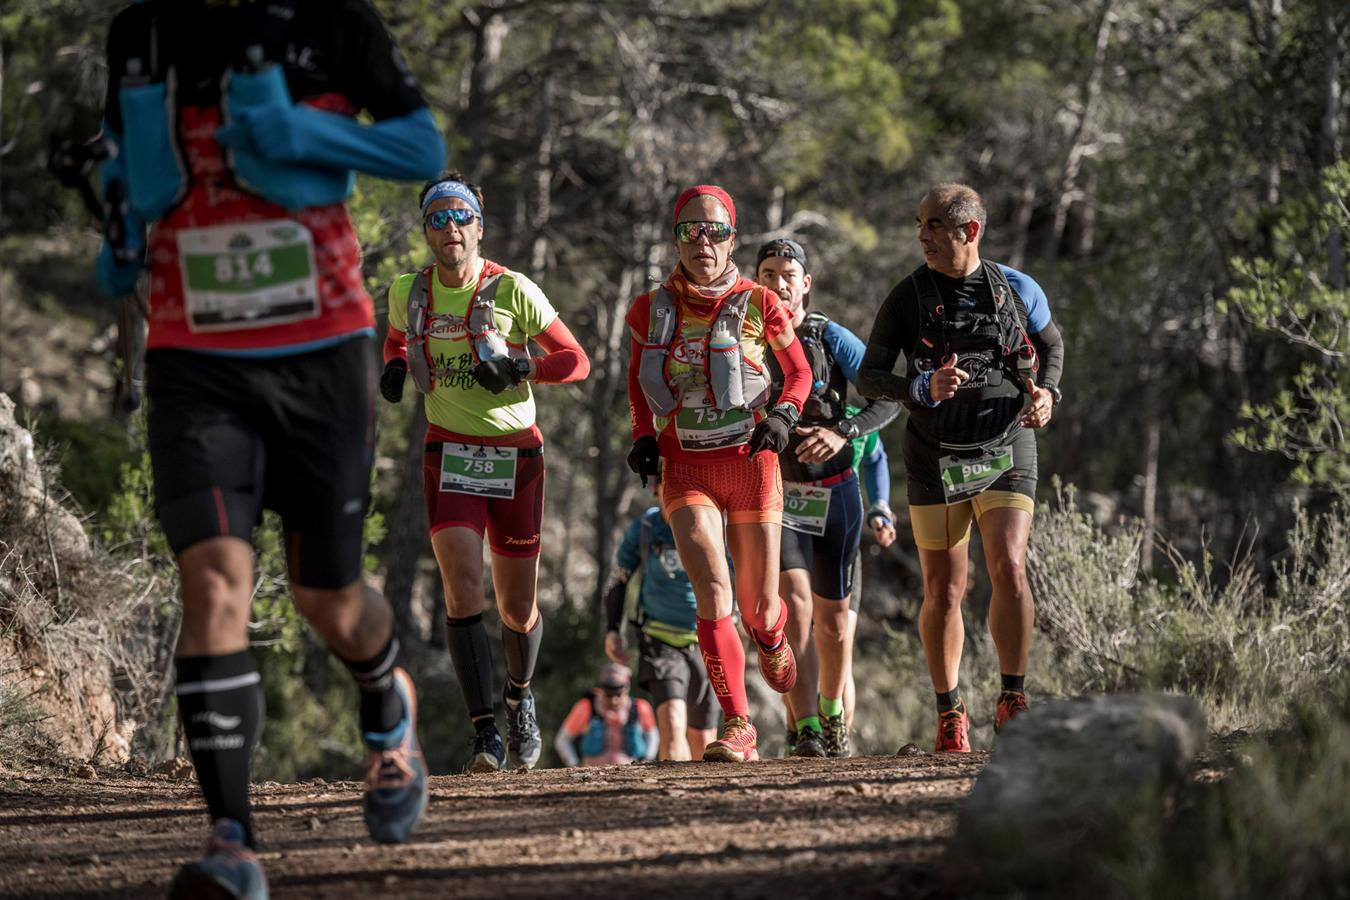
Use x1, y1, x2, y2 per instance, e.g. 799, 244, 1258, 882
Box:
754, 239, 900, 759
624, 184, 813, 762
380, 171, 591, 774
555, 664, 659, 767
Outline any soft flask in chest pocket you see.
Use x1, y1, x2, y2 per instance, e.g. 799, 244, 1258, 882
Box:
222, 59, 354, 209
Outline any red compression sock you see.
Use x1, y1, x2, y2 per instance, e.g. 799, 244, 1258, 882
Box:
697, 615, 749, 719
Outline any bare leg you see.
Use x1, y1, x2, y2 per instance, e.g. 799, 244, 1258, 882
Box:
917, 545, 970, 693
656, 699, 691, 761
780, 569, 816, 725
978, 508, 1034, 677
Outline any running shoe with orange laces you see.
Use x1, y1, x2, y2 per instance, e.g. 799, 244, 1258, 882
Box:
994, 690, 1030, 734
934, 707, 971, 753
169, 818, 268, 900
703, 715, 760, 762
756, 638, 797, 694
362, 668, 428, 843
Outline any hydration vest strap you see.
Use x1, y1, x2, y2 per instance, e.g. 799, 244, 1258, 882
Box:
984, 263, 1037, 395
708, 288, 771, 412
636, 287, 682, 416
405, 267, 506, 393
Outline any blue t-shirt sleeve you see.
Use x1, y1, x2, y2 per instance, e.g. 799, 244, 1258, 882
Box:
615, 515, 645, 571
862, 441, 891, 505
824, 321, 866, 383
1001, 265, 1052, 333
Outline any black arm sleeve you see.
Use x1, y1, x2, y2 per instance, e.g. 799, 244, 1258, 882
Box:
333, 0, 430, 119
1030, 319, 1064, 391
857, 279, 920, 405
602, 574, 629, 632
844, 397, 901, 437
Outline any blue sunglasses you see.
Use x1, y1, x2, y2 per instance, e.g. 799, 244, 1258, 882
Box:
425, 208, 478, 230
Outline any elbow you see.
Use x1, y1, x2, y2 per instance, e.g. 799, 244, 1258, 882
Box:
403, 108, 446, 180
856, 369, 882, 399
571, 349, 592, 383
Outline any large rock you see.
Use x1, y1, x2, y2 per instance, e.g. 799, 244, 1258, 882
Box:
0, 392, 90, 559
0, 392, 129, 764
950, 693, 1205, 887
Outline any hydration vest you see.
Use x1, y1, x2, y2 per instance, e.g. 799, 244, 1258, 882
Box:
907, 262, 1039, 447
576, 693, 649, 760
115, 0, 353, 223
636, 286, 772, 416
796, 312, 845, 425
404, 265, 524, 393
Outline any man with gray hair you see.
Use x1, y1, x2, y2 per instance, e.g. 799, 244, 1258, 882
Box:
857, 183, 1065, 752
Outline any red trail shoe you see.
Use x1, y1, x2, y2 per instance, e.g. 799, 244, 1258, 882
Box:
994, 690, 1030, 734
756, 639, 797, 694
703, 716, 760, 762
935, 708, 971, 753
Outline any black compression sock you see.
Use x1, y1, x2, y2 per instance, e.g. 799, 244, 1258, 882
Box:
447, 614, 496, 725
337, 633, 403, 738
936, 687, 964, 714
501, 618, 543, 704
176, 651, 264, 849
1001, 674, 1026, 694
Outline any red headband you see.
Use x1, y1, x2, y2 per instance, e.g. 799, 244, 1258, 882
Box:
673, 185, 736, 228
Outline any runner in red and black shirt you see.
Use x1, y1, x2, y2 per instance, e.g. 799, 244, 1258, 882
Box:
97, 3, 445, 896
625, 185, 812, 762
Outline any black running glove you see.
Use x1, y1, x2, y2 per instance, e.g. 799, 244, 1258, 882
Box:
379, 358, 407, 403
747, 405, 796, 456
626, 435, 661, 487
473, 357, 521, 394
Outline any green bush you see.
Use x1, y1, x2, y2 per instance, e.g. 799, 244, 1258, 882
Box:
1024, 483, 1350, 733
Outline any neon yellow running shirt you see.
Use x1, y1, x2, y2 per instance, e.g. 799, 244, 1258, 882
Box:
388, 259, 558, 437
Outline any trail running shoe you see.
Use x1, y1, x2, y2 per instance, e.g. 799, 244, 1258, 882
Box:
822, 714, 852, 758
504, 689, 542, 770
465, 726, 506, 773
935, 708, 971, 753
756, 638, 797, 694
703, 715, 759, 762
792, 727, 828, 758
362, 668, 428, 844
784, 728, 798, 758
995, 690, 1030, 734
169, 818, 268, 900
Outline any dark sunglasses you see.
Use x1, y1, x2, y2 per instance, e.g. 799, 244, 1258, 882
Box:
674, 221, 735, 244
425, 208, 478, 230
601, 685, 628, 697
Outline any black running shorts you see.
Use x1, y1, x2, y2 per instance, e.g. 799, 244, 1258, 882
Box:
145, 336, 376, 589
902, 423, 1037, 507
636, 632, 719, 731
778, 472, 864, 601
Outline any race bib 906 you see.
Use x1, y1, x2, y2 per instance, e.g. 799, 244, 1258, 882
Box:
939, 445, 1014, 505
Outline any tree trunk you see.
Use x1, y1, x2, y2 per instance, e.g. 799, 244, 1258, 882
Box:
1007, 179, 1035, 270
382, 405, 429, 646
1050, 0, 1116, 258
1320, 3, 1345, 289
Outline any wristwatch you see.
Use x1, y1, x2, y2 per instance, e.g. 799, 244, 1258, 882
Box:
513, 358, 532, 382
1047, 385, 1062, 407
772, 402, 800, 428
834, 418, 859, 439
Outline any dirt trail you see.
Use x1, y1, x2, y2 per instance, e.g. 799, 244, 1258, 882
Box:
0, 753, 985, 899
